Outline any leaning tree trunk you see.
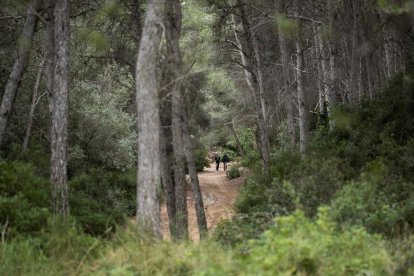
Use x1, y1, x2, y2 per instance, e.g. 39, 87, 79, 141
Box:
23, 59, 45, 151
182, 109, 208, 239
135, 0, 166, 237
236, 0, 270, 178
50, 0, 70, 216
166, 0, 188, 240
0, 0, 39, 147
168, 0, 208, 238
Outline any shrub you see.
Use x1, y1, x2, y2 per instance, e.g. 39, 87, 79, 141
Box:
226, 165, 240, 179
0, 161, 50, 236
69, 168, 136, 235
243, 208, 394, 275
0, 218, 100, 275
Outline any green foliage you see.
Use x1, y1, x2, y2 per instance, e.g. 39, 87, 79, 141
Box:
70, 64, 136, 172
226, 165, 240, 179
194, 145, 210, 172
243, 209, 394, 275
213, 213, 273, 246
2, 211, 414, 275
0, 219, 100, 275
0, 161, 50, 236
274, 14, 298, 38
69, 168, 136, 236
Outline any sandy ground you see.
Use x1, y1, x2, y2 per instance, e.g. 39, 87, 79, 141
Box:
160, 163, 245, 241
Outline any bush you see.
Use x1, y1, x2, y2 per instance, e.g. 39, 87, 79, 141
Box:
0, 218, 100, 275
0, 161, 50, 236
243, 208, 394, 275
69, 168, 136, 235
194, 146, 210, 172
226, 165, 240, 179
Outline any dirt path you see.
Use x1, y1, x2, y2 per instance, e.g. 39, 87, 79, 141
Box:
160, 163, 245, 241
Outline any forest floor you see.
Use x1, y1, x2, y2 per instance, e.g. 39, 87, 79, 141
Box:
160, 163, 246, 241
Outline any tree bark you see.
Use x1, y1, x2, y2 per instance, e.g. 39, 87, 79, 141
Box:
275, 2, 296, 150
0, 0, 39, 147
327, 0, 336, 129
159, 128, 177, 238
230, 118, 244, 155
50, 0, 70, 217
295, 0, 308, 157
23, 59, 45, 151
45, 0, 55, 115
135, 0, 165, 237
166, 0, 188, 240
182, 110, 208, 239
349, 0, 360, 103
236, 0, 270, 178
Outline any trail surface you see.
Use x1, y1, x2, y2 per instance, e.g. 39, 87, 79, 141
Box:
160, 163, 245, 241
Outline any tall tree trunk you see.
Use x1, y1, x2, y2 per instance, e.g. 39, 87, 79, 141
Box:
0, 0, 39, 147
182, 110, 208, 239
50, 0, 70, 216
349, 0, 360, 103
236, 0, 270, 178
166, 0, 188, 240
23, 59, 45, 151
312, 24, 324, 112
159, 127, 177, 238
275, 3, 296, 150
295, 0, 308, 157
135, 0, 165, 237
229, 118, 244, 155
327, 0, 336, 129
317, 27, 330, 114
45, 0, 55, 115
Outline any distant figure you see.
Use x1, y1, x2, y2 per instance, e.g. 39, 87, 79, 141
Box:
222, 153, 229, 171
215, 154, 221, 171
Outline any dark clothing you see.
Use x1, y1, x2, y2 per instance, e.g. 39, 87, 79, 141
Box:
215, 156, 220, 171
222, 154, 229, 163
222, 154, 229, 171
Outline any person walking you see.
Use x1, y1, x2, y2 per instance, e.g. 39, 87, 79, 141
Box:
215, 154, 221, 171
222, 153, 229, 171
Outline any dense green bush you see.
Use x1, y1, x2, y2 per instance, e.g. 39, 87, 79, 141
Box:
3, 208, 405, 275
226, 165, 240, 179
243, 209, 394, 275
0, 161, 50, 236
69, 168, 136, 235
0, 218, 100, 275
194, 146, 210, 172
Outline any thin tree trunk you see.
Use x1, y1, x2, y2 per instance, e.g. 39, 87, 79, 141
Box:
166, 0, 188, 239
182, 110, 208, 239
23, 59, 45, 151
295, 1, 307, 157
45, 0, 55, 115
135, 0, 165, 237
275, 3, 296, 150
0, 0, 39, 147
50, 0, 70, 216
327, 0, 336, 129
236, 0, 270, 178
312, 24, 324, 112
159, 128, 177, 238
230, 118, 244, 155
318, 27, 330, 113
349, 0, 360, 103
